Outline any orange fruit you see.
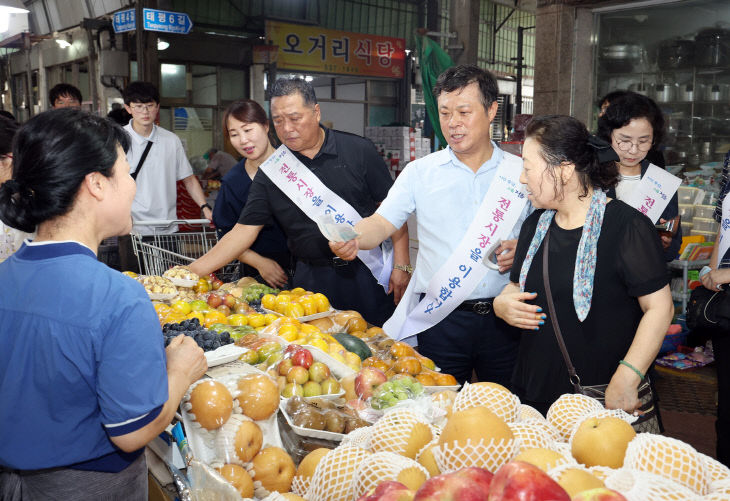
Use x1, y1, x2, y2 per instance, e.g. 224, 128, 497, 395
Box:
389, 341, 416, 359
393, 356, 422, 375
433, 372, 458, 386
171, 300, 192, 315
416, 373, 437, 386
227, 314, 248, 326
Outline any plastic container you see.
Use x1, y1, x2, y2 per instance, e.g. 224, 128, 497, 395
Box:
690, 229, 716, 242
678, 203, 695, 219
681, 222, 694, 235
678, 186, 703, 204
694, 204, 717, 219
692, 217, 719, 233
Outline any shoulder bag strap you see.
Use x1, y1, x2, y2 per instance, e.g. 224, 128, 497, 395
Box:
131, 140, 154, 181
542, 228, 583, 392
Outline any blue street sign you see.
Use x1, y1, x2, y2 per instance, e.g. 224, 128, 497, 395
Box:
112, 9, 135, 34
142, 8, 193, 35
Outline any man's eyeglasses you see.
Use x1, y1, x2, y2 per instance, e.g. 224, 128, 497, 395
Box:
613, 134, 652, 152
129, 103, 157, 112
0, 154, 13, 161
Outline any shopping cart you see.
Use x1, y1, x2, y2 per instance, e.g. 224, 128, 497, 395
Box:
130, 219, 240, 282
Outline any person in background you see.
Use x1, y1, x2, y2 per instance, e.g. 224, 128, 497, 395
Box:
330, 65, 529, 387
0, 109, 206, 500
190, 77, 411, 326
212, 100, 291, 287
494, 115, 673, 415
598, 92, 682, 261
117, 81, 212, 272
49, 83, 82, 109
698, 149, 730, 467
597, 90, 666, 168
0, 116, 32, 262
107, 102, 132, 126
202, 148, 237, 180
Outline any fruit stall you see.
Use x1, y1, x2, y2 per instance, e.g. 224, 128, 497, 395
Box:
133, 267, 730, 501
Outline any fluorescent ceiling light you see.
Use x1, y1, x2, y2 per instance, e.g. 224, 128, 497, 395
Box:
56, 38, 71, 48
157, 39, 169, 50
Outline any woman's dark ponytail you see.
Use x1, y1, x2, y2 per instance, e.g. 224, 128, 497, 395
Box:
0, 109, 129, 233
525, 115, 619, 197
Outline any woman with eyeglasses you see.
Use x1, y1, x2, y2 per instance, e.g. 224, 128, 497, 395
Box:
0, 115, 33, 262
598, 92, 682, 261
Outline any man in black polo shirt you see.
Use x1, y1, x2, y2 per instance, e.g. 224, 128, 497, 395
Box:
190, 78, 410, 326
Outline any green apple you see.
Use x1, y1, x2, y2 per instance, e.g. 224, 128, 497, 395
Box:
302, 381, 323, 397
282, 382, 304, 398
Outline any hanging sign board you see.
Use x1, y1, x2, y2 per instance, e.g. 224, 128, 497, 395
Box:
266, 21, 405, 78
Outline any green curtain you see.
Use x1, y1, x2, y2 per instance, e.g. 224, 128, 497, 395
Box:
416, 35, 454, 148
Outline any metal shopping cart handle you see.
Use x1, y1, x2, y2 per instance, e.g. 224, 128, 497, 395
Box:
132, 219, 211, 229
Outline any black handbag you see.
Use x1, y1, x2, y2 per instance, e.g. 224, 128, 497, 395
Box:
686, 285, 730, 331
542, 229, 661, 433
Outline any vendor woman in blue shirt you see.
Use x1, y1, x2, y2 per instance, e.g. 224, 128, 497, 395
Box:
211, 99, 291, 288
0, 109, 207, 500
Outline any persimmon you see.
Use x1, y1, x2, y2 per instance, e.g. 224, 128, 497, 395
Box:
393, 356, 422, 375
415, 372, 437, 386
389, 341, 416, 359
433, 372, 458, 386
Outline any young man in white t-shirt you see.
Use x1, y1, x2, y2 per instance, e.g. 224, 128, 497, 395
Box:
118, 81, 211, 272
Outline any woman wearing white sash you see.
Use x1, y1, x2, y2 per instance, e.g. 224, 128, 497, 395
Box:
494, 115, 673, 416
598, 92, 681, 261
698, 151, 730, 466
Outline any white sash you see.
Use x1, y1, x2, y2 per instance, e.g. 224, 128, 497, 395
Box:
718, 195, 730, 265
622, 163, 681, 224
383, 153, 527, 342
259, 145, 393, 291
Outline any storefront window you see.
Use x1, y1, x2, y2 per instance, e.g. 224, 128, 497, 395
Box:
220, 68, 246, 102
594, 0, 730, 169
161, 63, 186, 99
169, 106, 213, 158
192, 65, 216, 106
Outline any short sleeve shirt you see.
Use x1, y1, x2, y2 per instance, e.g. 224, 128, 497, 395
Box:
124, 121, 193, 234
239, 127, 393, 260
0, 241, 168, 471
376, 145, 531, 299
508, 201, 669, 405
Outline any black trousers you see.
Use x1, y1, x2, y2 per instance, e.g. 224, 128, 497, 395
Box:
714, 331, 730, 467
294, 258, 395, 327
416, 307, 521, 388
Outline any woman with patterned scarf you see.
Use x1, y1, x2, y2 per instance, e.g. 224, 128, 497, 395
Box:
493, 115, 674, 416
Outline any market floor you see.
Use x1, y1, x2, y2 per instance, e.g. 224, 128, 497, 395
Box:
654, 364, 718, 458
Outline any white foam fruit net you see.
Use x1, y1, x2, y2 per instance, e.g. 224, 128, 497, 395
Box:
290, 474, 310, 498
433, 437, 517, 474
340, 425, 373, 449
518, 403, 545, 422
602, 468, 701, 501
354, 451, 430, 498
306, 445, 372, 501
508, 421, 554, 453
708, 478, 730, 496
698, 451, 730, 484
368, 408, 433, 458
452, 382, 521, 423
624, 433, 711, 496
546, 394, 604, 442
702, 493, 730, 501
214, 414, 260, 466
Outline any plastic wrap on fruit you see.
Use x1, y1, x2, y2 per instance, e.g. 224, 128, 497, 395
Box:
286, 395, 368, 434
183, 379, 235, 432
214, 413, 264, 466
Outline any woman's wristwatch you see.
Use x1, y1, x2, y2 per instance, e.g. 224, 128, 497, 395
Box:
394, 264, 413, 274
200, 203, 212, 213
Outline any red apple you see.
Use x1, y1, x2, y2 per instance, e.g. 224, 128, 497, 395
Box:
207, 293, 223, 308
355, 367, 388, 399
292, 348, 314, 369
216, 304, 231, 316
414, 468, 493, 501
287, 365, 309, 385
308, 361, 331, 383
357, 481, 414, 501
223, 293, 236, 309
488, 461, 570, 501
571, 487, 627, 501
212, 279, 223, 290
283, 344, 301, 358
